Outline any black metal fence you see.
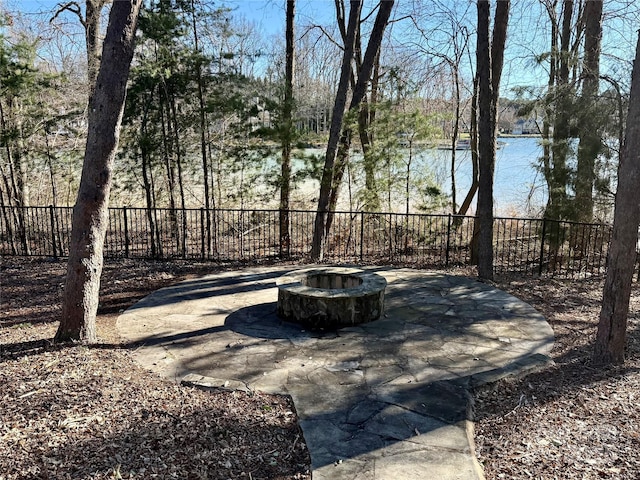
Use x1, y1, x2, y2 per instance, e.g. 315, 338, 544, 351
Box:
0, 205, 631, 278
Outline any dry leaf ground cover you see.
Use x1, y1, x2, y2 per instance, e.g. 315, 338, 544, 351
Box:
1, 257, 640, 479
0, 257, 310, 480
474, 275, 640, 479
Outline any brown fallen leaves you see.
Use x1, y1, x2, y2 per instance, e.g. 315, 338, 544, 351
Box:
1, 258, 310, 480
474, 275, 640, 480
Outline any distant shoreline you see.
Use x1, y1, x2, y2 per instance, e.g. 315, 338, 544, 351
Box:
497, 133, 542, 138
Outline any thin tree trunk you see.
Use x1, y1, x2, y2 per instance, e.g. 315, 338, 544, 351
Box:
167, 95, 187, 258
190, 0, 214, 256
323, 0, 395, 237
159, 89, 179, 246
56, 0, 142, 343
575, 0, 603, 223
44, 132, 61, 255
458, 75, 478, 217
139, 95, 157, 258
593, 33, 640, 365
547, 0, 573, 222
0, 162, 17, 254
280, 0, 295, 258
310, 0, 362, 261
360, 51, 380, 212
0, 100, 19, 254
450, 67, 460, 213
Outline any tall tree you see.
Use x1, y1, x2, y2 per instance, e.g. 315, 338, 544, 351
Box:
593, 32, 640, 365
545, 0, 574, 222
311, 0, 395, 260
55, 0, 142, 343
279, 0, 295, 257
575, 0, 603, 222
476, 0, 509, 280
325, 0, 395, 218
310, 0, 362, 261
190, 0, 216, 256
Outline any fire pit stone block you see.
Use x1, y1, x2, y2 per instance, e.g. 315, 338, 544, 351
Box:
276, 267, 386, 330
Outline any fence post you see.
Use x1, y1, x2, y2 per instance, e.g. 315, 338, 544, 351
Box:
446, 213, 452, 267
388, 212, 393, 260
49, 205, 57, 259
200, 207, 205, 260
538, 217, 547, 276
360, 211, 364, 261
123, 207, 130, 258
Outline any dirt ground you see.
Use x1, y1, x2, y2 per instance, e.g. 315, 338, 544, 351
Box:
1, 257, 639, 479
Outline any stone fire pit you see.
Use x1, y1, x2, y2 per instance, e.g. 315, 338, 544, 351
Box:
276, 267, 386, 330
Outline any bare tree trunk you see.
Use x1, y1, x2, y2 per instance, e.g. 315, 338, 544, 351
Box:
53, 0, 107, 99
56, 0, 142, 344
546, 0, 573, 222
575, 0, 603, 223
476, 1, 493, 279
450, 67, 460, 213
593, 33, 640, 365
139, 94, 157, 258
167, 95, 187, 257
322, 0, 395, 243
360, 51, 380, 212
476, 0, 509, 280
280, 0, 295, 258
0, 100, 23, 254
310, 0, 362, 261
158, 89, 180, 247
0, 162, 17, 254
190, 0, 215, 257
85, 0, 107, 88
458, 75, 479, 217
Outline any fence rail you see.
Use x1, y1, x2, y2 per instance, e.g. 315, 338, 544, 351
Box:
0, 205, 633, 279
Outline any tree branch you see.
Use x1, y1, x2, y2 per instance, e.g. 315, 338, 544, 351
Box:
51, 1, 86, 28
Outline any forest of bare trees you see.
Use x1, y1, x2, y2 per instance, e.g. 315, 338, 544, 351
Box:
2, 1, 636, 219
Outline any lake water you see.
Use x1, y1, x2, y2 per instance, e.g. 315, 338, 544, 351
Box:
423, 136, 547, 216
293, 137, 546, 216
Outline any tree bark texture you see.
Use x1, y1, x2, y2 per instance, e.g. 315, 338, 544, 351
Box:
593, 33, 640, 365
310, 0, 362, 261
575, 0, 603, 223
85, 0, 107, 90
476, 0, 493, 280
280, 0, 295, 257
474, 0, 509, 275
56, 0, 142, 343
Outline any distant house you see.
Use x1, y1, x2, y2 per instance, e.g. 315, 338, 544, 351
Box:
511, 118, 539, 135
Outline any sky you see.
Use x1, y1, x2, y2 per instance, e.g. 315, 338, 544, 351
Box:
5, 0, 333, 34
4, 0, 639, 96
